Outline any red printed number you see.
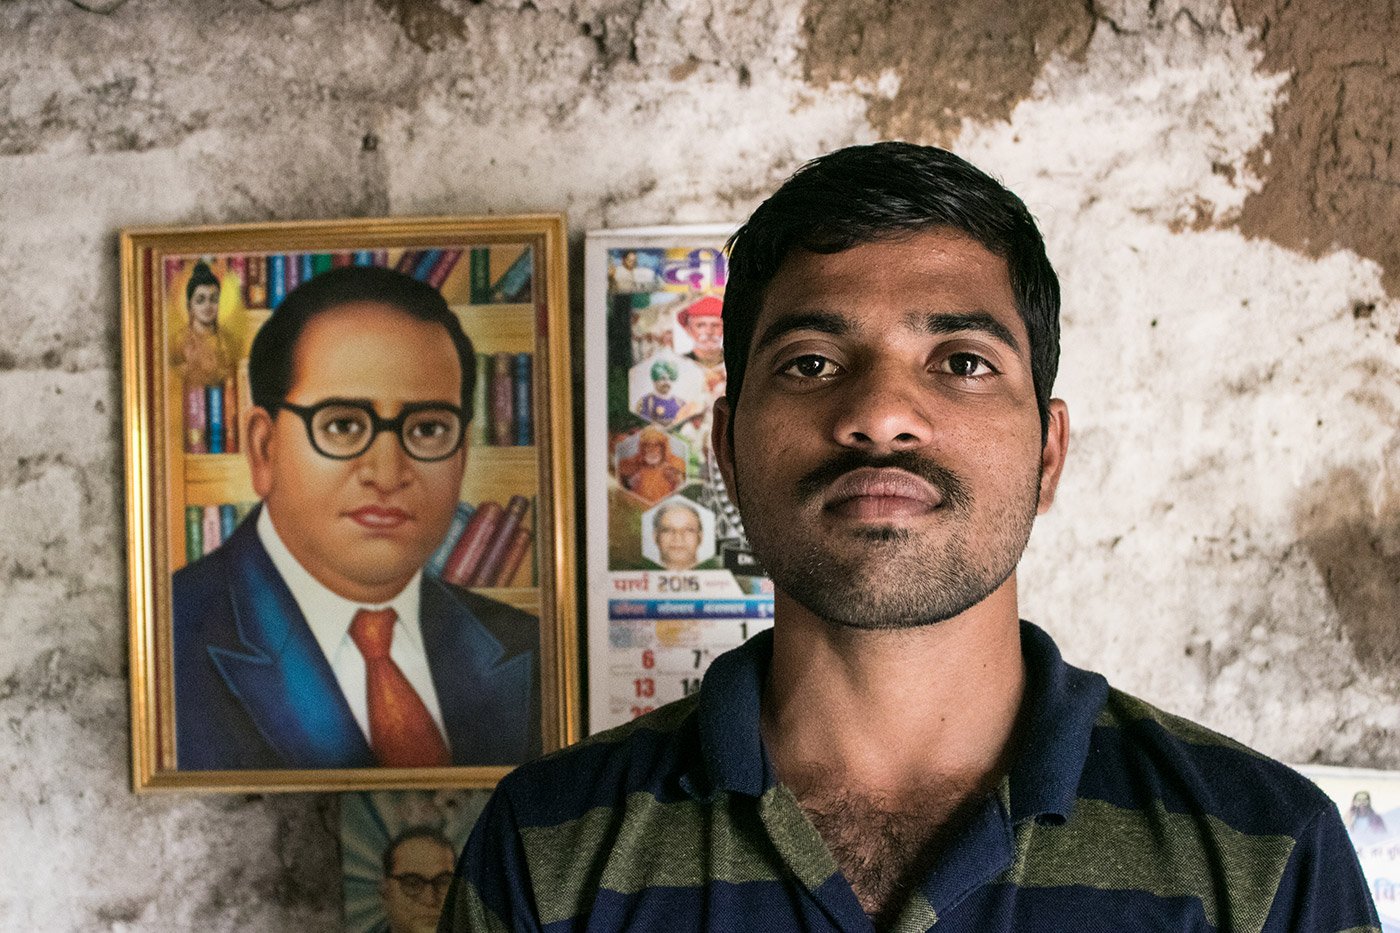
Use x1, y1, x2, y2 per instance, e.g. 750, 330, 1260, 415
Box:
641, 649, 655, 669
634, 677, 655, 698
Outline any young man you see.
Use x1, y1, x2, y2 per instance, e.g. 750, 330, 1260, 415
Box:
172, 267, 540, 771
441, 144, 1379, 931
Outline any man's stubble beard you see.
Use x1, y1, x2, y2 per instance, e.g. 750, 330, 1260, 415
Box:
733, 451, 1042, 630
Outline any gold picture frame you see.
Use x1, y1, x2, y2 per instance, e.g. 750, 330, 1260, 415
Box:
121, 215, 578, 792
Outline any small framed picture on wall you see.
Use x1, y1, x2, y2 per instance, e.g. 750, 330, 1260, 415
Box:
120, 215, 578, 792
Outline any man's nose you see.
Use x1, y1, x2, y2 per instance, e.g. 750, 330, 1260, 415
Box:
355, 429, 413, 491
830, 363, 933, 452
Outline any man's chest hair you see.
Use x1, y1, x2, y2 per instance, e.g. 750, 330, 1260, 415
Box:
790, 776, 993, 926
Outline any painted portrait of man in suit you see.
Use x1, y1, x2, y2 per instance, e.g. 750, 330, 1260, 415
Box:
171, 266, 540, 771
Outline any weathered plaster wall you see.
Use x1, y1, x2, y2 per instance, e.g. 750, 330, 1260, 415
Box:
0, 0, 1395, 927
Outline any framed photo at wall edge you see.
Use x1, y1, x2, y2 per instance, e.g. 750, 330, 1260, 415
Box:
121, 215, 578, 792
1295, 764, 1400, 930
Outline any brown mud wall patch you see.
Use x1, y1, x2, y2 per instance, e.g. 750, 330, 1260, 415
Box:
801, 0, 1096, 142
373, 0, 469, 51
1233, 0, 1400, 294
1296, 466, 1400, 674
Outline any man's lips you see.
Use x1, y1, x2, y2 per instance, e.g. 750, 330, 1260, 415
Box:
823, 467, 944, 519
345, 505, 412, 529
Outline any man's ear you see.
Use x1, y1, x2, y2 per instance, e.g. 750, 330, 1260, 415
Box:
711, 397, 738, 506
246, 408, 276, 500
1036, 398, 1070, 515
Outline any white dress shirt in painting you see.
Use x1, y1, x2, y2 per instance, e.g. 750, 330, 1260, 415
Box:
257, 507, 450, 750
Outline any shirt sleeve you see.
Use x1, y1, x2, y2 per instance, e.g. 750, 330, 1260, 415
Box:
438, 786, 543, 933
1260, 802, 1381, 933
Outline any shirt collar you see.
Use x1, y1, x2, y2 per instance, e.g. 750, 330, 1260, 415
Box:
256, 506, 423, 660
1006, 620, 1108, 824
695, 627, 777, 798
693, 620, 1108, 822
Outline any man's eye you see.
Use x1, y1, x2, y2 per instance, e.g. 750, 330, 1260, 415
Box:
324, 418, 365, 436
780, 355, 843, 379
944, 353, 996, 378
410, 421, 448, 439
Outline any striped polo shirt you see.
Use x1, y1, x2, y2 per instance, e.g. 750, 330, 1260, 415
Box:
441, 622, 1380, 932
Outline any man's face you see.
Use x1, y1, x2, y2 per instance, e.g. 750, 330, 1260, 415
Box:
685, 316, 723, 356
189, 284, 219, 329
714, 230, 1067, 629
622, 251, 638, 270
248, 301, 466, 604
380, 836, 456, 933
640, 437, 666, 465
656, 505, 703, 569
653, 377, 672, 396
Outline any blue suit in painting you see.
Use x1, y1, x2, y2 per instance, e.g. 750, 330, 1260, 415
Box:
171, 508, 540, 771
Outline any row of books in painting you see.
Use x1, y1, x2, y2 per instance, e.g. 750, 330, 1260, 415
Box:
185, 502, 256, 562
477, 352, 534, 447
185, 379, 239, 454
428, 497, 535, 589
186, 497, 538, 589
194, 247, 533, 310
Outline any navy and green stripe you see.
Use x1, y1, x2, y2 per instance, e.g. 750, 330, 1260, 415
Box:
441, 622, 1380, 932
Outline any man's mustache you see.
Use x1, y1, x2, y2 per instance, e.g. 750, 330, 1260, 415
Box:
795, 450, 972, 509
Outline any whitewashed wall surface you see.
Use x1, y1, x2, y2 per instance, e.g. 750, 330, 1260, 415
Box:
1, 0, 1397, 928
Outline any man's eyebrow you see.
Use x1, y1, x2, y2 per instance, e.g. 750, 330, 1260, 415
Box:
912, 311, 1020, 353
298, 396, 460, 411
287, 395, 372, 408
752, 311, 851, 355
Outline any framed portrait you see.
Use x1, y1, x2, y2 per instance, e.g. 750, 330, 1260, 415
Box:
1295, 764, 1400, 930
121, 215, 578, 792
582, 226, 774, 735
341, 789, 491, 933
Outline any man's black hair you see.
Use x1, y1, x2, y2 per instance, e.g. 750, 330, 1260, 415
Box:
248, 265, 477, 421
381, 824, 455, 877
185, 260, 221, 308
722, 142, 1060, 436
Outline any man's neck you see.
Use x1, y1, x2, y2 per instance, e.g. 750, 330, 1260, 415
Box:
760, 579, 1025, 793
758, 579, 1026, 921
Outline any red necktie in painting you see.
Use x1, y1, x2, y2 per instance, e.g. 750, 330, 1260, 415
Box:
348, 608, 451, 767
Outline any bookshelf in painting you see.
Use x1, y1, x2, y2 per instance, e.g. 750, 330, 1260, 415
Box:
162, 244, 542, 614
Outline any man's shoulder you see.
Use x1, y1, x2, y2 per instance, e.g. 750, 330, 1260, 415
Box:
171, 549, 221, 601
171, 533, 247, 624
423, 576, 539, 660
493, 696, 704, 828
172, 513, 268, 604
1090, 686, 1333, 832
1012, 680, 1375, 931
428, 576, 537, 626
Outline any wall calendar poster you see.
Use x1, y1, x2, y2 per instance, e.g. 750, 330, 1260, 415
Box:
584, 227, 773, 733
